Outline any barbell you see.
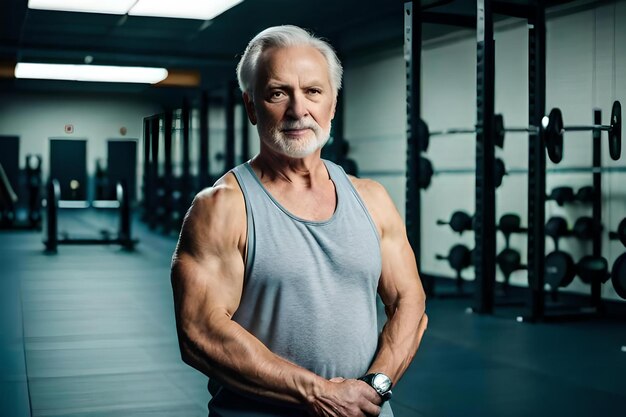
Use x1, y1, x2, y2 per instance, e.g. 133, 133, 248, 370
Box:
418, 101, 622, 164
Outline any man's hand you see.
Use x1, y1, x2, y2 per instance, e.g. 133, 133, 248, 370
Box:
306, 378, 382, 417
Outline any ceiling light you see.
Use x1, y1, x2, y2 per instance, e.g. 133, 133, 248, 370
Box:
28, 0, 136, 15
15, 63, 168, 84
28, 0, 245, 20
128, 0, 244, 20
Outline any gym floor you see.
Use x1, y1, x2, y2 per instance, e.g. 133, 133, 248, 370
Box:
1, 211, 625, 417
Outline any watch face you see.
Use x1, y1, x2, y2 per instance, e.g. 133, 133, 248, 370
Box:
372, 374, 392, 392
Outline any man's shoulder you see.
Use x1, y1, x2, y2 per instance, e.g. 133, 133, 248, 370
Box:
186, 172, 246, 233
348, 176, 388, 201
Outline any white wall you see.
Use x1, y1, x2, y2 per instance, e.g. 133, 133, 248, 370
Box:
0, 91, 161, 200
342, 0, 626, 301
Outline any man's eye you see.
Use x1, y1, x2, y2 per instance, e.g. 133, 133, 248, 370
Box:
271, 91, 284, 98
308, 89, 321, 95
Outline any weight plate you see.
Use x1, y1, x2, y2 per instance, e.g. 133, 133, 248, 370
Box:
609, 101, 621, 161
449, 211, 473, 234
576, 255, 608, 284
494, 114, 505, 149
545, 216, 568, 240
610, 253, 626, 299
575, 186, 594, 204
448, 244, 472, 270
545, 250, 575, 288
494, 158, 506, 188
618, 218, 626, 247
498, 213, 522, 235
546, 108, 564, 163
419, 156, 433, 189
548, 186, 574, 206
418, 119, 430, 153
497, 248, 521, 279
572, 217, 596, 240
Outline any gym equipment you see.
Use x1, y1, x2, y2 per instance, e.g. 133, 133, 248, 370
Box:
419, 100, 622, 164
44, 178, 137, 252
609, 218, 626, 247
611, 253, 626, 299
436, 210, 473, 234
544, 251, 576, 289
497, 213, 526, 247
496, 248, 524, 288
576, 256, 610, 285
545, 216, 569, 246
544, 101, 621, 163
418, 156, 507, 190
575, 186, 594, 204
546, 186, 575, 206
572, 217, 600, 240
435, 244, 472, 293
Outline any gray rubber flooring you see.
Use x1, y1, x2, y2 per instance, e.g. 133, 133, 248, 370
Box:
1, 209, 625, 417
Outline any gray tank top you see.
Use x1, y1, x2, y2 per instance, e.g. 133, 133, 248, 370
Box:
208, 160, 393, 416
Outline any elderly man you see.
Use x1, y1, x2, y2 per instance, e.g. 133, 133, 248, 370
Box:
171, 25, 427, 417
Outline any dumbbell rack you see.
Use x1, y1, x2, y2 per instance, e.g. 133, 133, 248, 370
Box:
524, 110, 606, 322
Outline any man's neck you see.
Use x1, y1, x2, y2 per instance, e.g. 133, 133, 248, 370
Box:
250, 148, 329, 189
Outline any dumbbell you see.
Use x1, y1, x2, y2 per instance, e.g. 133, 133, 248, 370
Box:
436, 211, 474, 235
609, 218, 626, 247
611, 252, 626, 299
436, 244, 473, 293
545, 216, 600, 247
545, 250, 576, 289
498, 213, 527, 248
497, 248, 525, 286
546, 186, 595, 206
576, 256, 610, 285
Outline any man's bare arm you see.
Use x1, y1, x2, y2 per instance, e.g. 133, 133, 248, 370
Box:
171, 174, 381, 416
352, 178, 428, 385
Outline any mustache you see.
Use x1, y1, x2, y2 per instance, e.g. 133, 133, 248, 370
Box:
279, 120, 320, 131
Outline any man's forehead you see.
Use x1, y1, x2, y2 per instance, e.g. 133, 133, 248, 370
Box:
257, 46, 330, 83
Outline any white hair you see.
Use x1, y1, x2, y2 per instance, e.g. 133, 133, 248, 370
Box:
236, 25, 343, 97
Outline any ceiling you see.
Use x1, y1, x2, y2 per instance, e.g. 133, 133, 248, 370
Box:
0, 0, 584, 105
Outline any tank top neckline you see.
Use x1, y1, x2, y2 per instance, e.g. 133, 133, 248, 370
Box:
242, 160, 342, 226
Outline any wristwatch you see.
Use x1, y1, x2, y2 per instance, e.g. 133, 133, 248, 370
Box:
358, 373, 393, 401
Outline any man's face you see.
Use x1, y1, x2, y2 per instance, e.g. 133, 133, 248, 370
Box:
245, 45, 336, 159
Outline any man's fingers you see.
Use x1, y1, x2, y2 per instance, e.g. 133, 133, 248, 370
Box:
329, 377, 345, 383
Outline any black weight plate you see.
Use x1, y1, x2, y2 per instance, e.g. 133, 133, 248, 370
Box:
494, 158, 506, 188
575, 186, 594, 204
448, 244, 472, 270
611, 253, 626, 299
548, 186, 574, 206
449, 211, 473, 234
419, 156, 433, 189
618, 218, 626, 247
497, 248, 521, 278
546, 108, 564, 163
545, 216, 568, 240
609, 101, 621, 161
498, 213, 522, 235
494, 114, 505, 149
572, 216, 596, 240
418, 119, 430, 153
576, 255, 608, 284
545, 250, 575, 288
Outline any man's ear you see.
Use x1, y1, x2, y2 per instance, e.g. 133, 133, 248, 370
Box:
243, 92, 257, 125
331, 96, 337, 120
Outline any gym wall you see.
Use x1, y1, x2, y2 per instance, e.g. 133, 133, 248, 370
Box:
342, 0, 626, 301
0, 91, 161, 201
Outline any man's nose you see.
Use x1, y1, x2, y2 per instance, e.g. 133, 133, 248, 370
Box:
286, 92, 309, 119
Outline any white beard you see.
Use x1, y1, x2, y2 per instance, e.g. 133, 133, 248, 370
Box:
263, 119, 332, 158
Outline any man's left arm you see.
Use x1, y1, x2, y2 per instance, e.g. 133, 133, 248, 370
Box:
353, 178, 428, 385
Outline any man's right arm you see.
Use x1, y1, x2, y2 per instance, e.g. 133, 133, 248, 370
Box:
170, 175, 380, 417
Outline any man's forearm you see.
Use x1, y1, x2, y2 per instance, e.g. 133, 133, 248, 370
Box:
180, 313, 327, 406
366, 298, 427, 384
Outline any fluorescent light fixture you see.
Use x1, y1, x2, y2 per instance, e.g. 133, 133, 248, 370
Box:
28, 0, 245, 20
28, 0, 136, 15
15, 63, 168, 84
129, 0, 244, 20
